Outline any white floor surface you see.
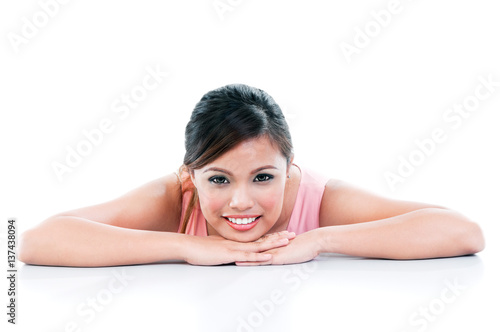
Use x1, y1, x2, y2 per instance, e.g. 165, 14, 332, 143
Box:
10, 249, 498, 332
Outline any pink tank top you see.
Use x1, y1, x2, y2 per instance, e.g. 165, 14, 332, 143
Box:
176, 164, 330, 236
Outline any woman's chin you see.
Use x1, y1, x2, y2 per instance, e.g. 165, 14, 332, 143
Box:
210, 214, 281, 242
226, 231, 261, 243
217, 227, 264, 243
216, 217, 270, 242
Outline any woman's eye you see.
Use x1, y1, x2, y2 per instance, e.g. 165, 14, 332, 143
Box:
255, 174, 273, 182
209, 174, 273, 184
209, 176, 228, 185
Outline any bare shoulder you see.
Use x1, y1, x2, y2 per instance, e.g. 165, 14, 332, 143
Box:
54, 172, 183, 232
319, 179, 444, 227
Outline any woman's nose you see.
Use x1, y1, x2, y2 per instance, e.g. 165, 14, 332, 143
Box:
229, 187, 255, 211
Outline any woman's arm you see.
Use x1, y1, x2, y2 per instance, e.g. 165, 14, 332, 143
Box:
238, 208, 483, 266
239, 180, 484, 265
18, 216, 292, 267
18, 173, 183, 266
18, 173, 293, 267
317, 207, 484, 259
18, 215, 187, 266
317, 179, 485, 259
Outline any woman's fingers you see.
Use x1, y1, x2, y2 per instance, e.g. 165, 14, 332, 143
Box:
234, 248, 278, 265
257, 237, 290, 251
232, 251, 273, 263
234, 236, 290, 254
186, 231, 296, 266
235, 260, 272, 266
254, 230, 296, 243
186, 233, 295, 266
244, 231, 296, 253
229, 236, 290, 263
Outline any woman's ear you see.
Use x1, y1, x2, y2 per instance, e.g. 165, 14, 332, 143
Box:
287, 154, 295, 177
189, 170, 197, 188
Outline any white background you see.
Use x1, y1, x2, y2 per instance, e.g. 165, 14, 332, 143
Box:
1, 1, 499, 331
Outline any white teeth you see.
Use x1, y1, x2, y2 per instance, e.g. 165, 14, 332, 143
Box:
228, 217, 258, 225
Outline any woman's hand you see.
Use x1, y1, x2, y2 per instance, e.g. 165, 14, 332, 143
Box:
235, 229, 322, 266
182, 231, 296, 266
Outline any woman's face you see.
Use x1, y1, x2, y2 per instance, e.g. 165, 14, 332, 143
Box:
191, 136, 290, 242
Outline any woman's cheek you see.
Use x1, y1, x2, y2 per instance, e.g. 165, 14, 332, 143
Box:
259, 187, 283, 218
199, 187, 230, 219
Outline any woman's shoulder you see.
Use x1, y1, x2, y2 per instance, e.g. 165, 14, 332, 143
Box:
293, 163, 332, 188
114, 172, 184, 232
129, 172, 183, 232
51, 172, 183, 233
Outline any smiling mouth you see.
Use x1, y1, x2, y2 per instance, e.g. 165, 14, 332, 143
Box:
223, 216, 261, 231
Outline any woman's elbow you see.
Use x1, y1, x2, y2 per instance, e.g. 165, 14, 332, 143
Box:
18, 228, 44, 265
460, 221, 485, 255
17, 229, 34, 264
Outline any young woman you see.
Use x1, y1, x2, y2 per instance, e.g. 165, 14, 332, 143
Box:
18, 84, 485, 267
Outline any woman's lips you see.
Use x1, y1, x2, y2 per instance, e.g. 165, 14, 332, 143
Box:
224, 216, 261, 231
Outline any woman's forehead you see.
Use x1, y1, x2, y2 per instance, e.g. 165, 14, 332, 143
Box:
202, 137, 286, 171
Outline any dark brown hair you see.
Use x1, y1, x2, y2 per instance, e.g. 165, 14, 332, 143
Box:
178, 83, 293, 233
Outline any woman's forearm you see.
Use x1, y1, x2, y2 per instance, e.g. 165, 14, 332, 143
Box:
317, 208, 485, 259
18, 216, 186, 267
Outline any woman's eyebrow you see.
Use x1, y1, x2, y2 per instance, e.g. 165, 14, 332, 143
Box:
203, 165, 278, 175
